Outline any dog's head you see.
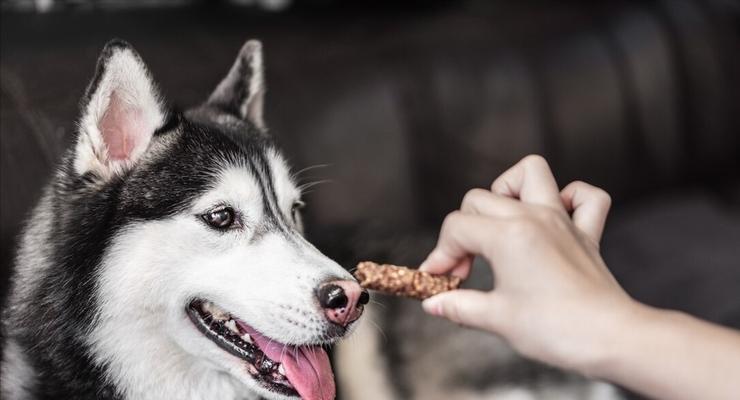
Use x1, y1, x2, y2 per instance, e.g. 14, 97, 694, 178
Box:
73, 40, 366, 400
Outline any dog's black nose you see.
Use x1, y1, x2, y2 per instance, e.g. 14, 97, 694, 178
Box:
358, 290, 370, 305
318, 284, 348, 309
317, 280, 367, 327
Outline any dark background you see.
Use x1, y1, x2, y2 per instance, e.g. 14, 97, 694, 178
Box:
2, 0, 740, 371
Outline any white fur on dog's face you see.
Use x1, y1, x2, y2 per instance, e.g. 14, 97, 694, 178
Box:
88, 153, 353, 400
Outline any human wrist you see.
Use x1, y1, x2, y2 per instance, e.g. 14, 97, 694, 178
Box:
575, 297, 654, 379
575, 301, 730, 400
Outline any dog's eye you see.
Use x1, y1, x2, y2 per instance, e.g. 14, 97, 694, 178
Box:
291, 200, 305, 222
202, 207, 236, 230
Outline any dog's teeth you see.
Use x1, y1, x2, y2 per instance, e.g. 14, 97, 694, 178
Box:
241, 333, 252, 344
247, 364, 259, 375
201, 301, 215, 315
278, 364, 285, 375
202, 301, 229, 321
224, 319, 238, 333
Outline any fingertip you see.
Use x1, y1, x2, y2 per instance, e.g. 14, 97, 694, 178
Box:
418, 249, 450, 273
421, 296, 442, 316
418, 262, 432, 274
417, 255, 434, 272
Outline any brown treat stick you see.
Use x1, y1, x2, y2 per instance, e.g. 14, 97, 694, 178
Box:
354, 261, 462, 300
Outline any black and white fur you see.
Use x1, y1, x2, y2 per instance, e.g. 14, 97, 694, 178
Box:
1, 39, 356, 400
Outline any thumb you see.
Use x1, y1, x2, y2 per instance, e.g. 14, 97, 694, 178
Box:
422, 289, 502, 332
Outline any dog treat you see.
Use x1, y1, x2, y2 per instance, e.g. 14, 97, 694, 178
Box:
354, 261, 462, 300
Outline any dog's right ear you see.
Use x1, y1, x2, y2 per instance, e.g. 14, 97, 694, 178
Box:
74, 40, 166, 180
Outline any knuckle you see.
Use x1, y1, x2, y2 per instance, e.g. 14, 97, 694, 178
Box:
442, 210, 464, 229
594, 188, 612, 208
568, 180, 588, 190
567, 181, 612, 208
521, 154, 549, 170
461, 188, 486, 207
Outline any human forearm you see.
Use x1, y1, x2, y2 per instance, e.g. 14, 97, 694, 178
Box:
589, 302, 740, 400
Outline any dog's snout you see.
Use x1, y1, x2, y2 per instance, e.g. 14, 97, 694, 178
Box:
317, 280, 367, 327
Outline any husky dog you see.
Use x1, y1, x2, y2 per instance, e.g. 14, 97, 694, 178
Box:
1, 39, 368, 400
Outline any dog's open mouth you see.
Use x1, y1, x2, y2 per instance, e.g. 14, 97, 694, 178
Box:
186, 299, 335, 400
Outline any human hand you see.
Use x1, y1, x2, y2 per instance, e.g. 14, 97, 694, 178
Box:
419, 155, 637, 373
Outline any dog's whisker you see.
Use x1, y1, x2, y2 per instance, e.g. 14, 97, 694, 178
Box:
369, 299, 386, 309
367, 317, 388, 343
279, 343, 288, 365
293, 163, 330, 178
298, 179, 332, 192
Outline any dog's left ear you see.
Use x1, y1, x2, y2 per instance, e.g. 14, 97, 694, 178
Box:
206, 40, 266, 130
74, 39, 166, 179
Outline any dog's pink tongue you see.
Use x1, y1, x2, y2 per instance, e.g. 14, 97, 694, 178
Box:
252, 333, 335, 400
282, 346, 335, 400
